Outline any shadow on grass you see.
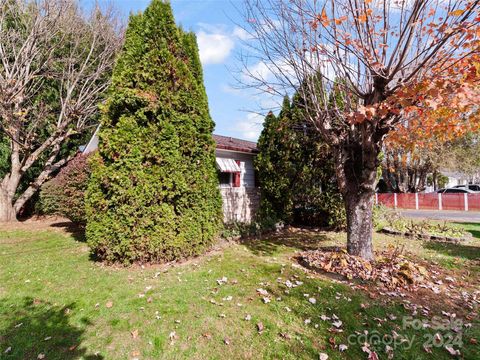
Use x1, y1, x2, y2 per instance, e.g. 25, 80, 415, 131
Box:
240, 230, 336, 256
49, 221, 86, 242
0, 297, 100, 360
453, 222, 480, 239
424, 241, 480, 261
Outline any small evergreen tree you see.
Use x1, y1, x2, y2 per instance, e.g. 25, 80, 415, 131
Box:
256, 94, 345, 228
86, 0, 222, 263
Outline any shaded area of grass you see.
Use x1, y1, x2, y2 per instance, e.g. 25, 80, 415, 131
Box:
424, 241, 480, 261
48, 221, 86, 242
0, 298, 98, 359
241, 230, 335, 256
453, 221, 480, 239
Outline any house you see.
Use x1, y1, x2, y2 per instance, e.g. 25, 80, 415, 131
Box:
83, 129, 260, 223
213, 134, 260, 223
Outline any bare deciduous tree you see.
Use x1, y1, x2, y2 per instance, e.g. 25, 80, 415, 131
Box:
0, 0, 122, 221
239, 0, 480, 259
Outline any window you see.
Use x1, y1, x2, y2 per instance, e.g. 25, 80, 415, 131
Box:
218, 172, 231, 186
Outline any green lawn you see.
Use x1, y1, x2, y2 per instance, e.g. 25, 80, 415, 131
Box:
0, 220, 479, 359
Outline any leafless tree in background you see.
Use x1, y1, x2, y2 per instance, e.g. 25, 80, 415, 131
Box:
0, 0, 122, 221
239, 0, 480, 259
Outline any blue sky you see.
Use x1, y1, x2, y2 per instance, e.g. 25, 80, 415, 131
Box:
93, 0, 273, 141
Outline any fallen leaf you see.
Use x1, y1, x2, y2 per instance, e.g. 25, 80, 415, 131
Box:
131, 329, 139, 339
423, 345, 432, 353
105, 301, 113, 308
257, 322, 264, 333
332, 320, 343, 328
385, 345, 394, 359
217, 277, 228, 285
257, 288, 269, 296
445, 346, 461, 356
168, 331, 177, 344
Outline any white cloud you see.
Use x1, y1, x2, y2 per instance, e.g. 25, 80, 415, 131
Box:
235, 112, 264, 140
197, 30, 235, 65
247, 61, 273, 81
232, 26, 253, 41
196, 23, 257, 66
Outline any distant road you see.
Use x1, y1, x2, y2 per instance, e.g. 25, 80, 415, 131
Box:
400, 210, 480, 223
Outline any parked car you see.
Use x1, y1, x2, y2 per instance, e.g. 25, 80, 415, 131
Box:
453, 184, 480, 192
437, 188, 475, 194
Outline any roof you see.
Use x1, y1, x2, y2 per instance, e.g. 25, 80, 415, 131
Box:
213, 134, 258, 154
82, 127, 258, 155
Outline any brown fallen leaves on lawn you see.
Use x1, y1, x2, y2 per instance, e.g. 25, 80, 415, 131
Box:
299, 248, 429, 291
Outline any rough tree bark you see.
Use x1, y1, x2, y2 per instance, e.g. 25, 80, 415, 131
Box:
0, 188, 17, 222
334, 122, 383, 261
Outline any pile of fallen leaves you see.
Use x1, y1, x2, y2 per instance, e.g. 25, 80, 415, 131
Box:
299, 247, 430, 290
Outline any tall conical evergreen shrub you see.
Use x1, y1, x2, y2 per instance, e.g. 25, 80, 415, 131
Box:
86, 0, 222, 264
255, 93, 345, 228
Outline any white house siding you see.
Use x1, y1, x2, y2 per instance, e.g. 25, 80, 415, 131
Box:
215, 149, 256, 188
220, 187, 260, 223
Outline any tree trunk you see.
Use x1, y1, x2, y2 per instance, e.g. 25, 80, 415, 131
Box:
0, 189, 16, 222
344, 192, 374, 260
334, 125, 382, 261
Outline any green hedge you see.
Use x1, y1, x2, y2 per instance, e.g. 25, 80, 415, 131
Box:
85, 0, 222, 264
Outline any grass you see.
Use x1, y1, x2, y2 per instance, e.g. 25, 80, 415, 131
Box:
0, 220, 479, 359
